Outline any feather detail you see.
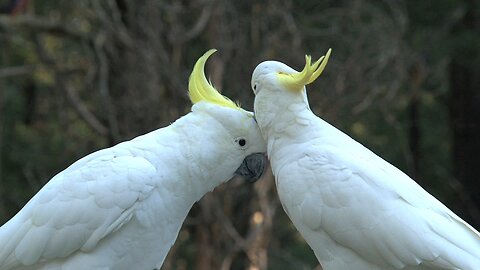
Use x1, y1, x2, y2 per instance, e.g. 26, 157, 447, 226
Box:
277, 48, 331, 91
188, 49, 240, 109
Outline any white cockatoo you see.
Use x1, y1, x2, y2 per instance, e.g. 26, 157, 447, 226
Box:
0, 49, 267, 270
251, 49, 480, 269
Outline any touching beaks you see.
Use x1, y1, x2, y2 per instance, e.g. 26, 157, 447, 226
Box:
234, 153, 267, 183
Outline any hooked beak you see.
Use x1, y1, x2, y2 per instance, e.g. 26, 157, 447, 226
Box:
234, 153, 267, 183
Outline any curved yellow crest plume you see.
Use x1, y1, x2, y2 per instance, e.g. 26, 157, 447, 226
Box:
188, 49, 239, 109
277, 48, 332, 91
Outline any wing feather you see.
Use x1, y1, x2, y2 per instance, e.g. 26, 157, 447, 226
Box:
291, 143, 480, 269
0, 153, 157, 269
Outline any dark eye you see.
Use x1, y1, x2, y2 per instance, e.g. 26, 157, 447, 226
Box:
238, 139, 246, 147
253, 84, 257, 91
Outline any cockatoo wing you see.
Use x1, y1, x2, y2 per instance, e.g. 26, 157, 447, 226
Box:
279, 142, 480, 269
0, 153, 157, 269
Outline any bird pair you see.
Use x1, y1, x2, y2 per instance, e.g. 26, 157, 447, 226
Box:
1, 49, 479, 270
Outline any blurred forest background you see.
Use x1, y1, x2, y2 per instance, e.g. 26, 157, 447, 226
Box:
0, 0, 479, 269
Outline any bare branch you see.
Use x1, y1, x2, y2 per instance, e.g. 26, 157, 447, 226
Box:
32, 35, 108, 136
0, 15, 89, 40
90, 0, 134, 48
64, 83, 108, 135
170, 0, 215, 44
93, 33, 120, 141
0, 65, 36, 78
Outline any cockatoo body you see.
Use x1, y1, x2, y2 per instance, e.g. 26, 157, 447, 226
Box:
251, 50, 480, 269
0, 50, 266, 270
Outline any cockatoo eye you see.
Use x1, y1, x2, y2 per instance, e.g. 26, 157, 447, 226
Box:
253, 83, 260, 94
235, 137, 247, 148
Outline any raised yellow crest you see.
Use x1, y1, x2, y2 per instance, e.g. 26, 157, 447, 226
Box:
188, 49, 239, 110
277, 48, 332, 91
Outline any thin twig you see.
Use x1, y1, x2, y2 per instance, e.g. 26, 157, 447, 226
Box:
0, 15, 88, 40
93, 33, 119, 140
64, 84, 108, 135
33, 34, 108, 136
170, 0, 215, 44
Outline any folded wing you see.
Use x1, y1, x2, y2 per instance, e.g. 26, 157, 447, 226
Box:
0, 154, 157, 269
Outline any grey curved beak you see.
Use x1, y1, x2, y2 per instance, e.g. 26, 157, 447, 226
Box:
234, 153, 267, 183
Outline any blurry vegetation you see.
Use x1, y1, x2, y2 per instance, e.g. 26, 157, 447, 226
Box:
0, 0, 479, 269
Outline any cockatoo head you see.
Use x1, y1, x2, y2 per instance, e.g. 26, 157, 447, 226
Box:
250, 49, 331, 132
188, 49, 267, 183
251, 49, 331, 95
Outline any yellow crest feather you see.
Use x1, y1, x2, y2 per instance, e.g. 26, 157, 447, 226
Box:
188, 49, 239, 109
277, 48, 332, 91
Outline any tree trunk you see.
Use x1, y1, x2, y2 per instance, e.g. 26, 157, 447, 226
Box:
449, 0, 480, 227
408, 64, 424, 181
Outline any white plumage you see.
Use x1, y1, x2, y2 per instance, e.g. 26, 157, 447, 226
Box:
251, 50, 480, 269
0, 50, 266, 270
